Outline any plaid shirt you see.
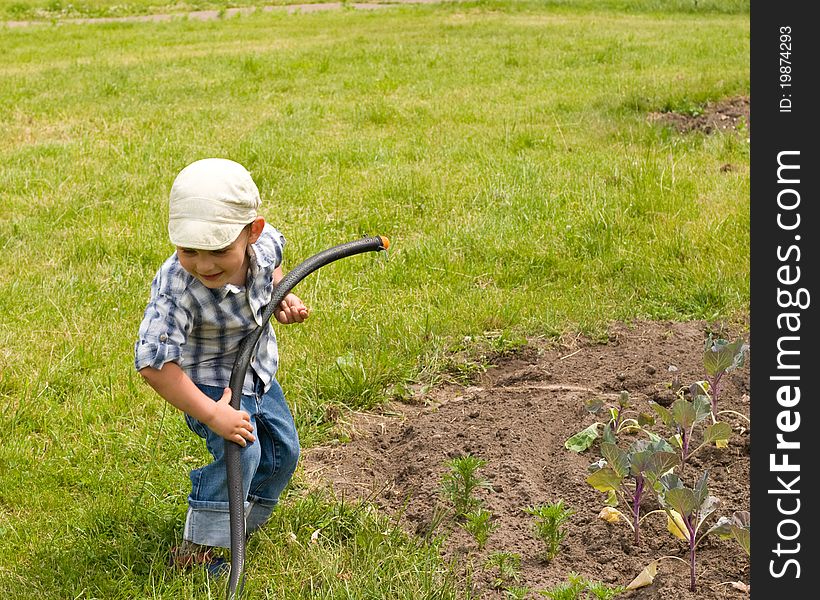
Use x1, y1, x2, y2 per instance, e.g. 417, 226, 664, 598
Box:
134, 224, 286, 395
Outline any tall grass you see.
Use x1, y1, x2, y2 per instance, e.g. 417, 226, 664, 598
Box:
0, 2, 748, 597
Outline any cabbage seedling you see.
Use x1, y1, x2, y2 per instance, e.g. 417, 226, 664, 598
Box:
657, 470, 722, 592
587, 439, 679, 545
565, 391, 651, 452
649, 388, 732, 466
703, 335, 749, 417
709, 510, 750, 556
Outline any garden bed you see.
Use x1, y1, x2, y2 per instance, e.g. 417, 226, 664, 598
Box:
305, 319, 751, 599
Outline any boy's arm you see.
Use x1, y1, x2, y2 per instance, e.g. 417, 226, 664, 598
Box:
139, 362, 255, 446
272, 265, 310, 324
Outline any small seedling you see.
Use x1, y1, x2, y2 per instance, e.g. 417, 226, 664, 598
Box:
485, 551, 521, 589
539, 573, 624, 599
440, 454, 493, 517
657, 470, 722, 592
565, 391, 651, 452
584, 580, 626, 600
587, 439, 679, 545
709, 510, 750, 556
650, 385, 732, 466
421, 502, 451, 540
525, 500, 573, 562
504, 586, 531, 600
539, 575, 585, 600
462, 507, 497, 549
703, 335, 749, 417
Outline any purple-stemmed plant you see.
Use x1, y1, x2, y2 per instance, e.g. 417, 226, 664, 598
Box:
703, 335, 749, 417
565, 391, 652, 452
587, 439, 679, 546
650, 388, 732, 467
657, 471, 721, 593
709, 510, 751, 556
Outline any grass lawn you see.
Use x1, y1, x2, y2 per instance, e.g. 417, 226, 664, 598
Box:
0, 1, 748, 597
1, 0, 752, 20
1, 0, 328, 21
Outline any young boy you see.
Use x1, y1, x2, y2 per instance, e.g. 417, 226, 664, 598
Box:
134, 158, 308, 574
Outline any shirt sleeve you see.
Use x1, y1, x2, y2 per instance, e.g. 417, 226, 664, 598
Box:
134, 268, 193, 372
252, 223, 286, 270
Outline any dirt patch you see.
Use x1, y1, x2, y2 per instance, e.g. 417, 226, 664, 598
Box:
649, 96, 749, 136
304, 319, 751, 599
2, 1, 449, 28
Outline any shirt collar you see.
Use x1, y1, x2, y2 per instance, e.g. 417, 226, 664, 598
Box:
207, 238, 267, 298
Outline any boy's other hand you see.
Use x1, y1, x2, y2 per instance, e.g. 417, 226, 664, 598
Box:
205, 388, 255, 447
275, 293, 310, 325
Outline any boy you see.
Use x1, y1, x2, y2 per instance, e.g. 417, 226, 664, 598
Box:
134, 158, 308, 574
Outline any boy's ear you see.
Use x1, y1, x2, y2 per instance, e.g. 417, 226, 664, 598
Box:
247, 217, 265, 244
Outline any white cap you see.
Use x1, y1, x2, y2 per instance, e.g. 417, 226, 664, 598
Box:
168, 158, 261, 250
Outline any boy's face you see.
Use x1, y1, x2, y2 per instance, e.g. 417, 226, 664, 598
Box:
176, 218, 264, 289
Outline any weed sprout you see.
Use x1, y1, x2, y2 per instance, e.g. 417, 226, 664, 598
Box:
439, 454, 493, 517
525, 500, 573, 562
539, 573, 625, 599
485, 551, 522, 589
463, 507, 497, 550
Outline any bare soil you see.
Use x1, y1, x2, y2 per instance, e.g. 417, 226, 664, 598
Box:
648, 96, 750, 136
304, 319, 751, 599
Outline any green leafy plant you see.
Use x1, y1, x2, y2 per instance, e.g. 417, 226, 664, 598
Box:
565, 391, 651, 452
485, 551, 522, 589
421, 502, 451, 540
440, 454, 493, 517
539, 573, 625, 599
504, 586, 532, 600
539, 573, 586, 600
462, 507, 497, 550
525, 500, 573, 562
703, 335, 749, 417
584, 580, 626, 600
709, 510, 750, 556
587, 439, 679, 545
650, 385, 732, 466
657, 470, 723, 592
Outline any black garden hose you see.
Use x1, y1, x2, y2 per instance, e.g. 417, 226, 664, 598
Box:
225, 235, 389, 599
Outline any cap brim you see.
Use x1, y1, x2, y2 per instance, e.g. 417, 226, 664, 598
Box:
169, 219, 248, 250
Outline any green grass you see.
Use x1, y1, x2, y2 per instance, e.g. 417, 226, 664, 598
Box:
1, 0, 751, 21
1, 0, 329, 21
0, 1, 748, 597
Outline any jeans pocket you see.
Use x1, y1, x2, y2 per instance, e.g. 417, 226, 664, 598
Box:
185, 413, 208, 439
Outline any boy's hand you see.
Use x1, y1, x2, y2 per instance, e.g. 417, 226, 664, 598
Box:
204, 388, 255, 447
275, 293, 310, 324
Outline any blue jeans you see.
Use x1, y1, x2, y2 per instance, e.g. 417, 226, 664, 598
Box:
182, 378, 300, 548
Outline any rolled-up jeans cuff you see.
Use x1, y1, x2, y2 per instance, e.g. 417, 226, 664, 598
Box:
184, 501, 250, 549
247, 496, 277, 533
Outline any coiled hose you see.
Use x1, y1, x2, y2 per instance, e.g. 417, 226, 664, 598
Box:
225, 235, 389, 599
